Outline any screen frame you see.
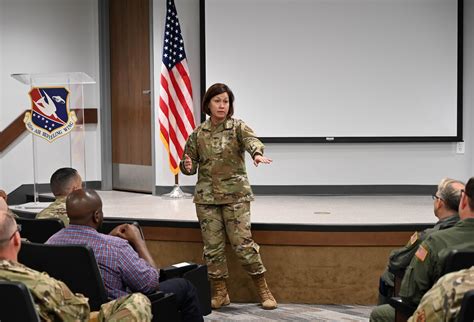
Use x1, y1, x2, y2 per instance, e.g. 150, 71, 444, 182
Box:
199, 0, 463, 143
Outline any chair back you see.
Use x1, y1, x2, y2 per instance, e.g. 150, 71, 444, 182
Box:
443, 250, 474, 275
16, 217, 64, 243
457, 289, 474, 322
0, 280, 40, 322
18, 241, 108, 311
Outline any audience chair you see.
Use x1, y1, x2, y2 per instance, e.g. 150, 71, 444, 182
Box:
18, 241, 179, 322
160, 262, 212, 316
390, 249, 474, 322
457, 289, 474, 322
442, 249, 474, 274
389, 268, 405, 297
15, 217, 64, 243
0, 280, 40, 322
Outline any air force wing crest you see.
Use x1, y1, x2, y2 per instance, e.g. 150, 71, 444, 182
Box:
24, 87, 77, 142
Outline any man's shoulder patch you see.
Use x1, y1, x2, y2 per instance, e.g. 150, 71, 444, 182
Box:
414, 308, 426, 322
410, 232, 419, 245
415, 245, 429, 262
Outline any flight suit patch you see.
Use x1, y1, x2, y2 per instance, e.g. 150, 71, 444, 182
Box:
415, 245, 428, 262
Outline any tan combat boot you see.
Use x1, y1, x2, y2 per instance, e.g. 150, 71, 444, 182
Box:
211, 278, 230, 309
252, 273, 277, 310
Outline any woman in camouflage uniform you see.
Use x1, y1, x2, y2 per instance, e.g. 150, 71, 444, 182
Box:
180, 83, 277, 310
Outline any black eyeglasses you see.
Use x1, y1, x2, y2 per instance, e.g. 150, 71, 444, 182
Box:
431, 194, 443, 201
0, 224, 21, 243
461, 189, 471, 198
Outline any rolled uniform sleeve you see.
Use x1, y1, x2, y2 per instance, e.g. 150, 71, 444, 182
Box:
180, 131, 199, 175
399, 240, 440, 306
118, 243, 160, 295
237, 121, 264, 158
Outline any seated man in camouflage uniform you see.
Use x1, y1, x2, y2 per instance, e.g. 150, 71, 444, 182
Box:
378, 178, 464, 304
371, 177, 474, 322
0, 210, 152, 321
36, 167, 83, 226
409, 265, 474, 322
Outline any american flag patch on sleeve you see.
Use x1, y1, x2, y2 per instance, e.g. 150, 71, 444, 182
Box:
415, 245, 428, 262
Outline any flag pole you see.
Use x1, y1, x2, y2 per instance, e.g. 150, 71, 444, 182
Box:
161, 174, 192, 199
158, 0, 194, 200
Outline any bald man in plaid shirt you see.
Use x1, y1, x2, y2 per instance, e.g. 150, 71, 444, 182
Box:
47, 189, 203, 322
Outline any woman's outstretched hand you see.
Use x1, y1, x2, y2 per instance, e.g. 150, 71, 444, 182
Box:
253, 155, 272, 167
184, 154, 193, 172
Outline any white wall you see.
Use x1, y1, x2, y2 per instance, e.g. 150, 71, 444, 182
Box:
153, 0, 473, 187
0, 0, 101, 193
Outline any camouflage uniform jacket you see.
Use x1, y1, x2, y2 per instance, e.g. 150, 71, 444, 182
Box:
399, 218, 474, 306
36, 196, 69, 226
409, 266, 474, 322
381, 214, 460, 287
180, 118, 264, 204
0, 259, 89, 321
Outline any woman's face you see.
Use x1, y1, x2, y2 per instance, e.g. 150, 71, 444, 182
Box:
208, 92, 230, 123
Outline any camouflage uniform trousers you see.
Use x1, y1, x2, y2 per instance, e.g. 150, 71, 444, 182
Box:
408, 266, 474, 322
196, 202, 266, 279
98, 293, 152, 322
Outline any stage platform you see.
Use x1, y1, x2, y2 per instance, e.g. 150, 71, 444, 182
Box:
101, 191, 436, 225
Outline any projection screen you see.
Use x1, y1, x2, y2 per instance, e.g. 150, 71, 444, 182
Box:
203, 0, 461, 142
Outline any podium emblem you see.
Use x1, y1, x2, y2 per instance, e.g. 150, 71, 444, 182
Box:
24, 87, 77, 142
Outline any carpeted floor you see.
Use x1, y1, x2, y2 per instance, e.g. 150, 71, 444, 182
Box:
204, 303, 373, 321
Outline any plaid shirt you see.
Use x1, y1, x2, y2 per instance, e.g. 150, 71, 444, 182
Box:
46, 224, 159, 299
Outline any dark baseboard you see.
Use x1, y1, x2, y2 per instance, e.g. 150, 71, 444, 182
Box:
155, 185, 436, 196
7, 181, 102, 205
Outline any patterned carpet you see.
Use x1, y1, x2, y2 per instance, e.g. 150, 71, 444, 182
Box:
204, 303, 373, 321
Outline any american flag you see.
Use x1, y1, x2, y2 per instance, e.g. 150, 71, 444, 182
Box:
158, 0, 195, 175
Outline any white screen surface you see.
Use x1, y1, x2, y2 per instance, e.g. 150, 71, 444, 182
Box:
205, 0, 459, 139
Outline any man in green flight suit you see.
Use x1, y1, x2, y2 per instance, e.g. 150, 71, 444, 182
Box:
36, 167, 82, 226
378, 178, 464, 304
0, 210, 152, 321
371, 177, 474, 321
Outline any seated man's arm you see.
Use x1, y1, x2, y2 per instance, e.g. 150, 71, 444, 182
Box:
118, 242, 160, 295
388, 231, 425, 274
16, 268, 91, 320
110, 224, 157, 268
399, 239, 439, 306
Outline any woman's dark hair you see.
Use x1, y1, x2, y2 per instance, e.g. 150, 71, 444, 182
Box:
201, 83, 234, 117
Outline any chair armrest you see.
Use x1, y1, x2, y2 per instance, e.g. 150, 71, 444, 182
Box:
146, 291, 165, 302
389, 297, 417, 322
159, 262, 198, 281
